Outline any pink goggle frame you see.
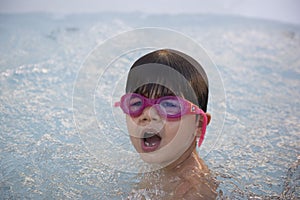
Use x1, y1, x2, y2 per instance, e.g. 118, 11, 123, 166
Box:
114, 93, 207, 147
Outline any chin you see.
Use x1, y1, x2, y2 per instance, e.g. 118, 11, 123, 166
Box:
139, 152, 169, 165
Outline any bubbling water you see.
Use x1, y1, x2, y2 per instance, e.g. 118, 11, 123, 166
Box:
0, 13, 299, 199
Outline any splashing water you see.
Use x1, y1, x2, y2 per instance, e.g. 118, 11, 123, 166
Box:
0, 13, 299, 199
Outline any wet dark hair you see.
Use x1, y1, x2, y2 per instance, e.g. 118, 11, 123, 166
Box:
125, 49, 209, 112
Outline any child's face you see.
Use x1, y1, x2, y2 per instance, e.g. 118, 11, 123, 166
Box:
126, 102, 199, 166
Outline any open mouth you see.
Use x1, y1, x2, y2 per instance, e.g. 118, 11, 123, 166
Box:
141, 131, 162, 152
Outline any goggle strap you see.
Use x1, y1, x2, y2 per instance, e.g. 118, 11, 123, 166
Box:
198, 112, 207, 147
114, 102, 121, 107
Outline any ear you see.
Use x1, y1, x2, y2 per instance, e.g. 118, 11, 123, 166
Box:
195, 113, 211, 137
206, 113, 211, 125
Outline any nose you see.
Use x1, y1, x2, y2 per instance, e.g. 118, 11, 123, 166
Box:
138, 105, 161, 124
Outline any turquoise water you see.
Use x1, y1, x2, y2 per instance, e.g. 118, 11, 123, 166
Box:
0, 13, 299, 199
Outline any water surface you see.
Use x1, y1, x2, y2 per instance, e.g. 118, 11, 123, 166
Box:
0, 13, 299, 199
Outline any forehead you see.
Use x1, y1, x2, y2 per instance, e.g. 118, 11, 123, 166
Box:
126, 63, 197, 101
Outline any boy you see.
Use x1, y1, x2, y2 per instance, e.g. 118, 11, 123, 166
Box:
115, 49, 218, 199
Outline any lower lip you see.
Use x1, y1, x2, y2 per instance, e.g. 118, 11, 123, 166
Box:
141, 139, 161, 152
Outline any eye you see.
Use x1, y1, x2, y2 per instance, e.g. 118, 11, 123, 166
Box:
130, 100, 142, 107
128, 97, 143, 111
160, 101, 178, 108
159, 99, 181, 114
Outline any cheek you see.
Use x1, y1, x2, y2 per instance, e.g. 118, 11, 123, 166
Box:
179, 115, 198, 135
164, 116, 197, 142
177, 115, 197, 138
126, 116, 142, 151
129, 135, 141, 151
126, 115, 138, 137
163, 122, 180, 142
126, 115, 133, 130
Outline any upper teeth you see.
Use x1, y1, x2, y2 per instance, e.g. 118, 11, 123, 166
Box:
144, 132, 156, 138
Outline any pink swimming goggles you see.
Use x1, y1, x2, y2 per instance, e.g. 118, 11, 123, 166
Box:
114, 93, 207, 147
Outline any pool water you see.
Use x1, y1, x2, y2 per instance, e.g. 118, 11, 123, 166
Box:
0, 13, 299, 199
